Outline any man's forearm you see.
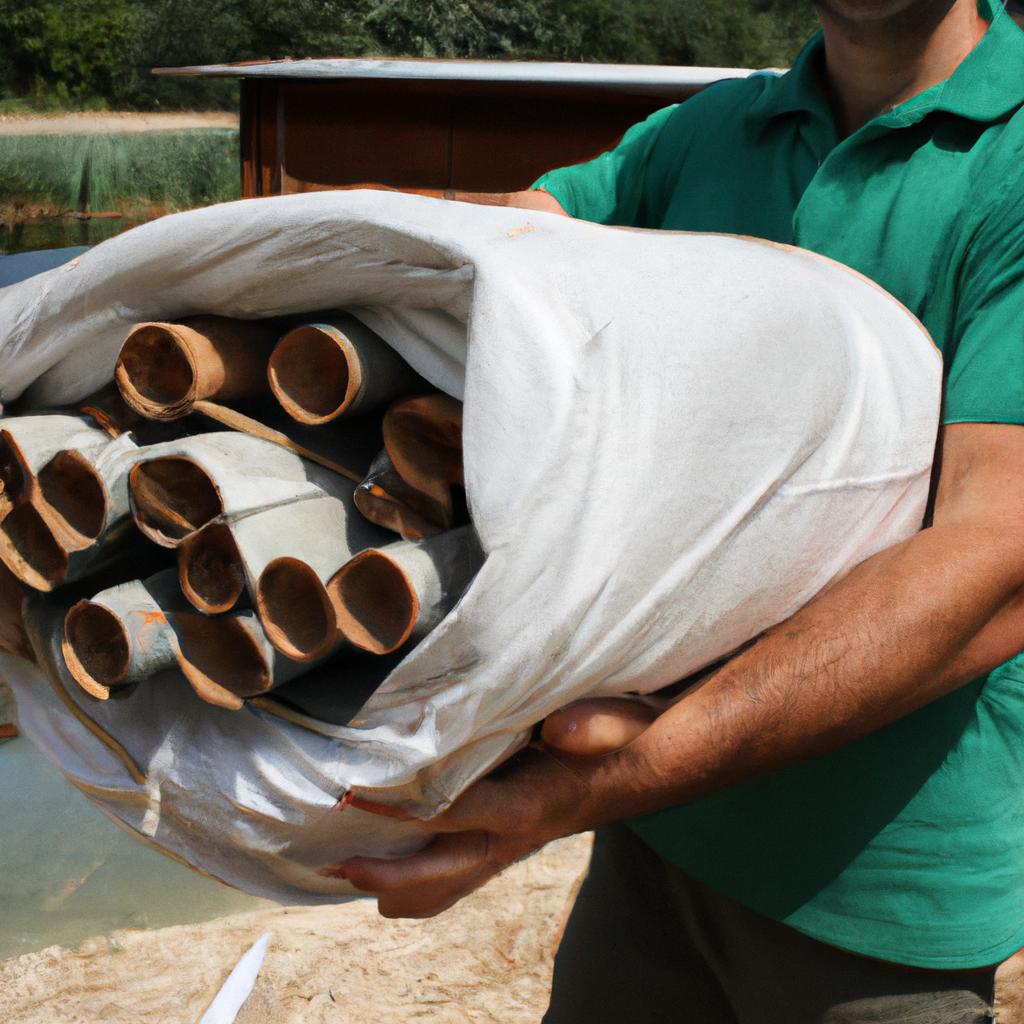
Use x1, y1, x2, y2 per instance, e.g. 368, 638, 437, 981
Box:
345, 182, 567, 216
442, 189, 567, 215
586, 515, 1024, 827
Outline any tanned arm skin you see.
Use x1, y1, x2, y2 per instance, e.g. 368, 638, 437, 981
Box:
322, 422, 1024, 919
348, 183, 568, 216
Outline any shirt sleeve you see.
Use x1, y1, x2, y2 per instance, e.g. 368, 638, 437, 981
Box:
944, 184, 1024, 424
531, 104, 679, 226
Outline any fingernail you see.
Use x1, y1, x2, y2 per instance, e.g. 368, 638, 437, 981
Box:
317, 866, 348, 879
335, 791, 353, 813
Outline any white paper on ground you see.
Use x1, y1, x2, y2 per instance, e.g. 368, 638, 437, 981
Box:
0, 191, 941, 902
198, 932, 271, 1024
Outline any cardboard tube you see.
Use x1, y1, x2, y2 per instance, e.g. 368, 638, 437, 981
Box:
353, 449, 448, 541
63, 575, 182, 699
268, 314, 421, 424
249, 492, 392, 659
0, 502, 68, 593
172, 612, 272, 710
382, 395, 464, 532
329, 527, 483, 655
61, 572, 284, 709
256, 556, 339, 662
35, 449, 108, 551
115, 316, 279, 421
178, 522, 246, 614
130, 456, 223, 548
187, 487, 387, 620
129, 432, 356, 548
0, 561, 31, 660
0, 416, 110, 521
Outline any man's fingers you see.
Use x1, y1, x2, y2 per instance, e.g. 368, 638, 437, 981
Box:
320, 831, 517, 918
541, 697, 659, 756
333, 831, 499, 893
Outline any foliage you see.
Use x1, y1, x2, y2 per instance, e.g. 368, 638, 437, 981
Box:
0, 0, 818, 111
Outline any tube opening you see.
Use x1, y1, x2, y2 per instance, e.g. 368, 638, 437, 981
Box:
129, 458, 221, 545
0, 502, 68, 591
0, 430, 31, 519
63, 601, 131, 697
268, 325, 356, 424
257, 557, 334, 661
178, 523, 245, 613
36, 450, 107, 548
333, 550, 419, 655
174, 614, 270, 706
116, 325, 196, 417
0, 562, 29, 660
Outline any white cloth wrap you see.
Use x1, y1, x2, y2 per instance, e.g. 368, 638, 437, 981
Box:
0, 191, 940, 901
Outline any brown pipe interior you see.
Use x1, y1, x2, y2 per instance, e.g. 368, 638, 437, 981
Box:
64, 601, 131, 693
257, 557, 335, 661
0, 502, 68, 592
174, 614, 270, 703
268, 325, 355, 424
36, 450, 107, 547
179, 523, 245, 613
385, 395, 464, 487
0, 562, 30, 659
116, 325, 196, 414
129, 458, 221, 545
332, 550, 419, 655
0, 430, 31, 519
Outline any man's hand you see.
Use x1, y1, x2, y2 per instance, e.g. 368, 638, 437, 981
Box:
324, 422, 1024, 919
320, 744, 618, 918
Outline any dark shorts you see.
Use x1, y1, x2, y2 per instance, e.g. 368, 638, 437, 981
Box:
543, 824, 997, 1024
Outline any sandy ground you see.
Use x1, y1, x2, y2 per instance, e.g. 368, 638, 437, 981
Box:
0, 112, 237, 136
0, 834, 592, 1024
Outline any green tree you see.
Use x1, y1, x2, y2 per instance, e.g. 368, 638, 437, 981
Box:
0, 0, 819, 110
0, 0, 140, 103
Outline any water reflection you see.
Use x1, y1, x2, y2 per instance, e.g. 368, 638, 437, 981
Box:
0, 215, 145, 255
0, 731, 270, 959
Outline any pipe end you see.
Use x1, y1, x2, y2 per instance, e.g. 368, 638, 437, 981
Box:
116, 322, 198, 421
331, 549, 420, 656
268, 324, 360, 424
63, 600, 131, 699
257, 556, 337, 662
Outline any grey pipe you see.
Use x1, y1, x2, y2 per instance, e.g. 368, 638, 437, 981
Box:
62, 570, 307, 709
268, 313, 422, 424
328, 526, 484, 655
129, 432, 353, 548
115, 316, 280, 421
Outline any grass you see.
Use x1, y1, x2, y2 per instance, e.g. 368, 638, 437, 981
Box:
0, 129, 240, 215
0, 95, 110, 117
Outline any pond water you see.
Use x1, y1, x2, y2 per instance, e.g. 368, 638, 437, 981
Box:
0, 731, 271, 959
0, 216, 141, 255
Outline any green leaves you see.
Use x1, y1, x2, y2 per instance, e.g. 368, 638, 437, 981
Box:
0, 0, 818, 110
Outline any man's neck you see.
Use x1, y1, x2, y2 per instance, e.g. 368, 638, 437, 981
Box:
817, 0, 988, 135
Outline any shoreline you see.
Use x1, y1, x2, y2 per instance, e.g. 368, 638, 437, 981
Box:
0, 833, 591, 1024
0, 112, 238, 136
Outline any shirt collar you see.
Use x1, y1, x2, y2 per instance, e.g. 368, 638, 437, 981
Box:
747, 0, 1024, 132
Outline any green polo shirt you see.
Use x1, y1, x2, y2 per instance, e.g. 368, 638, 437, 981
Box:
535, 0, 1024, 969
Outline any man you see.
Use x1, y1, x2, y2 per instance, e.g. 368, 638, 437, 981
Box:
322, 0, 1024, 1019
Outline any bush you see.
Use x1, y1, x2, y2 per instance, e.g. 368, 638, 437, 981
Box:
0, 0, 818, 111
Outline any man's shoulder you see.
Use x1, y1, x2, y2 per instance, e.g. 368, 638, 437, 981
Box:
659, 73, 778, 136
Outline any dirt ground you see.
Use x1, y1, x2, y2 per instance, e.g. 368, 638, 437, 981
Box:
0, 834, 592, 1024
0, 112, 237, 136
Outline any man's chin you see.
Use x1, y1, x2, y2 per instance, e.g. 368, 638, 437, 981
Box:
816, 0, 952, 25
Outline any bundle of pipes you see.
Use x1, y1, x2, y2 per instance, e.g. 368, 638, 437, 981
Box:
0, 312, 484, 716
